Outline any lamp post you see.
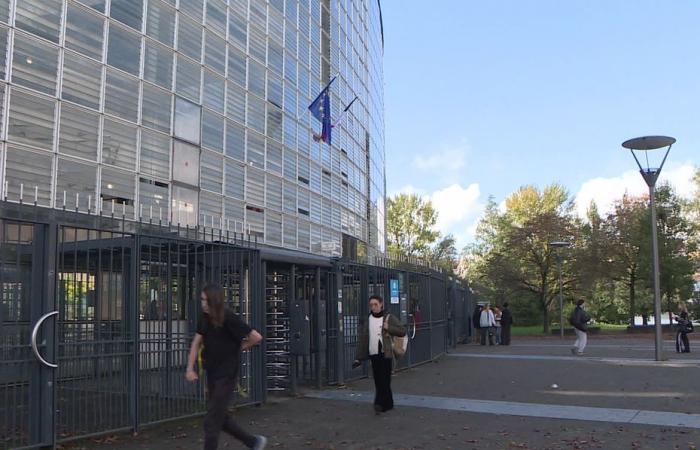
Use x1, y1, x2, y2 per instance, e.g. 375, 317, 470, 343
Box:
550, 241, 571, 338
622, 135, 675, 362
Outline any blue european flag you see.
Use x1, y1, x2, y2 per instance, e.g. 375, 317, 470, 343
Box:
309, 77, 336, 145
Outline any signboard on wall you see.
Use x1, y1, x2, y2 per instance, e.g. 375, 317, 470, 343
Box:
390, 279, 399, 304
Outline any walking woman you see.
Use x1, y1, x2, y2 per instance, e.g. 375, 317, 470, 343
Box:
353, 295, 407, 414
186, 284, 268, 450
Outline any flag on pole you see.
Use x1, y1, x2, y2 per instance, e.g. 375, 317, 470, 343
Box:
309, 77, 336, 145
332, 95, 359, 127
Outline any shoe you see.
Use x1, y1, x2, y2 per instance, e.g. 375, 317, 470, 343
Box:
252, 435, 267, 450
576, 352, 584, 356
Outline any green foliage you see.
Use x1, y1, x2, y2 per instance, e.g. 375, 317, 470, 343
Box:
386, 193, 440, 258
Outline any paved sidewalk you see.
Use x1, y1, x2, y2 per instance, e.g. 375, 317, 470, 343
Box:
60, 336, 700, 450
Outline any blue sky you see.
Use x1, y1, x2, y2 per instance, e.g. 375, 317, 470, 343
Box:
381, 1, 700, 249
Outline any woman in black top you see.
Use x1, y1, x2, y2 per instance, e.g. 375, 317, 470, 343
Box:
186, 284, 267, 450
675, 303, 692, 353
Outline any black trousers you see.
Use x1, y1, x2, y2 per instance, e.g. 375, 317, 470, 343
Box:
502, 325, 512, 345
480, 327, 494, 345
204, 376, 256, 450
676, 331, 690, 353
370, 355, 394, 412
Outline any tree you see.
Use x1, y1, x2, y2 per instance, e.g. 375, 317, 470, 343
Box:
430, 234, 458, 272
385, 193, 440, 257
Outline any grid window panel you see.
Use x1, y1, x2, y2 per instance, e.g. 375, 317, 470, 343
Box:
224, 197, 244, 228
8, 89, 55, 150
225, 81, 245, 123
283, 84, 296, 116
203, 71, 225, 113
267, 106, 283, 142
265, 212, 282, 246
107, 25, 142, 76
102, 118, 137, 170
248, 24, 266, 63
104, 70, 140, 122
298, 219, 310, 250
224, 159, 244, 200
12, 34, 59, 95
202, 110, 224, 152
310, 192, 321, 223
171, 184, 198, 225
321, 197, 332, 227
180, 0, 203, 22
0, 84, 4, 137
265, 174, 282, 211
246, 130, 265, 168
268, 39, 283, 77
5, 145, 53, 205
0, 0, 9, 23
59, 104, 99, 161
283, 216, 297, 248
227, 45, 246, 87
205, 0, 227, 35
228, 11, 246, 50
204, 32, 226, 75
245, 166, 264, 206
56, 157, 97, 210
65, 4, 105, 60
247, 60, 265, 98
172, 140, 200, 186
284, 53, 296, 85
175, 55, 201, 102
284, 21, 297, 56
266, 140, 282, 176
283, 148, 296, 181
174, 97, 201, 144
146, 0, 176, 46
224, 120, 244, 161
139, 177, 169, 219
267, 72, 283, 108
143, 40, 173, 89
309, 163, 321, 193
298, 186, 309, 211
200, 191, 223, 221
140, 129, 171, 179
200, 150, 223, 193
141, 83, 172, 133
249, 1, 266, 31
298, 156, 310, 183
268, 9, 284, 42
15, 0, 62, 43
246, 94, 265, 134
110, 0, 143, 31
0, 26, 6, 80
101, 167, 135, 215
62, 51, 102, 110
283, 181, 296, 214
246, 207, 263, 235
177, 14, 202, 62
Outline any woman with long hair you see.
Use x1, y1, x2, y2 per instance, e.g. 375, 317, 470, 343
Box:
185, 283, 267, 450
353, 295, 407, 414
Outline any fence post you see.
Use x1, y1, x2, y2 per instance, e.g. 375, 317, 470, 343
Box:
335, 264, 345, 386
289, 265, 298, 395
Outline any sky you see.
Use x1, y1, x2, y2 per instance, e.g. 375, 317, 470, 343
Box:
381, 1, 700, 250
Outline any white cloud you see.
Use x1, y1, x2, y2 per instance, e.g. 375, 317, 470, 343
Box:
412, 140, 469, 171
574, 163, 697, 218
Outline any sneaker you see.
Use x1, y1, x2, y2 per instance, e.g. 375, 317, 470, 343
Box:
576, 352, 584, 356
252, 435, 267, 450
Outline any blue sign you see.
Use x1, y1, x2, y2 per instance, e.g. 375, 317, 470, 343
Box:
390, 279, 399, 304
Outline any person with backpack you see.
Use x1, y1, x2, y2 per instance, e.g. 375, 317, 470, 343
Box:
674, 303, 693, 353
500, 302, 514, 345
185, 284, 268, 450
569, 299, 591, 356
353, 295, 407, 414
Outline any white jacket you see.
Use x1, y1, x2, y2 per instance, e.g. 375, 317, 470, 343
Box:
480, 310, 496, 328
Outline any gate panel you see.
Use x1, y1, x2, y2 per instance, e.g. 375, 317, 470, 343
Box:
56, 227, 135, 439
0, 221, 48, 449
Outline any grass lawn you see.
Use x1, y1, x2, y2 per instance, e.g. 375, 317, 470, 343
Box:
511, 323, 628, 336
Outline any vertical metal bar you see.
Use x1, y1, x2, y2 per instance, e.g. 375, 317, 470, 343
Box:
649, 183, 665, 361
314, 267, 321, 389
289, 265, 297, 396
131, 231, 140, 433
260, 260, 268, 402
335, 265, 344, 386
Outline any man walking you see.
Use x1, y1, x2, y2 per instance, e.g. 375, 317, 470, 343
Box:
570, 299, 591, 356
500, 302, 513, 346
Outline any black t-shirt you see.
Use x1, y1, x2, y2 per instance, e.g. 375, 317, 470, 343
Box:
196, 309, 252, 380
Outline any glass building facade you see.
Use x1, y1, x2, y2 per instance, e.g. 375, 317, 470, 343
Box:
0, 0, 385, 256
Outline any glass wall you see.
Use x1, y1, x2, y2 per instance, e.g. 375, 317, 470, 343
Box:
0, 0, 386, 256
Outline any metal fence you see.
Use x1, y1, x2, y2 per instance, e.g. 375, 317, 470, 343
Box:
0, 202, 263, 449
0, 200, 471, 449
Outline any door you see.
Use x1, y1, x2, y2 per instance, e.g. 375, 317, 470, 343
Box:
0, 220, 57, 449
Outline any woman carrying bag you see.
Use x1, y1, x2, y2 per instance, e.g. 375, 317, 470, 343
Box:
353, 295, 407, 414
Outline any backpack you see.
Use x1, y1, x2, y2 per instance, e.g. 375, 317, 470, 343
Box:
386, 314, 408, 358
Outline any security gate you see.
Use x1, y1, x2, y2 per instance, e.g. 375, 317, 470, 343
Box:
0, 204, 264, 449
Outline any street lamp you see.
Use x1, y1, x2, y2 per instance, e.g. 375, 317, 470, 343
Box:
550, 241, 571, 339
622, 135, 675, 362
